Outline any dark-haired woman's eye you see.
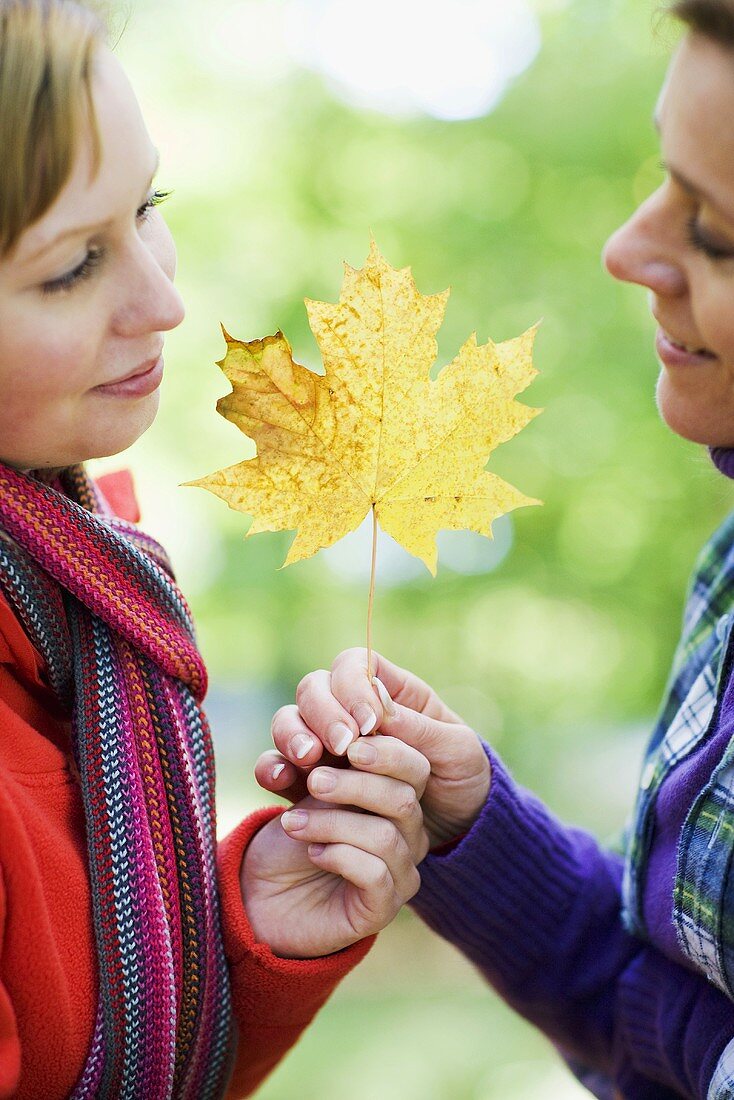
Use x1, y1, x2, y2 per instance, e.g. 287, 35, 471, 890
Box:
686, 216, 734, 262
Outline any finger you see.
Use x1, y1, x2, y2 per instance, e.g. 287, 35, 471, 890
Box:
295, 669, 361, 755
345, 734, 431, 799
306, 844, 403, 934
331, 648, 463, 733
270, 703, 326, 767
306, 767, 428, 863
280, 806, 419, 887
331, 661, 462, 767
361, 684, 491, 807
253, 750, 307, 804
376, 699, 459, 767
307, 844, 420, 932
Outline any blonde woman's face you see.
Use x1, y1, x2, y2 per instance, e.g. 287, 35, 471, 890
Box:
604, 34, 734, 447
0, 45, 184, 470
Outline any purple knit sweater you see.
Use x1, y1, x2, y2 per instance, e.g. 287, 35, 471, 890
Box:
410, 449, 734, 1099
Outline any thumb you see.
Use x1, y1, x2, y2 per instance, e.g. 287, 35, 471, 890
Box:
371, 676, 460, 766
330, 647, 463, 728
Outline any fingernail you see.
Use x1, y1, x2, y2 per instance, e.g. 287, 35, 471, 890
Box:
292, 733, 314, 760
308, 844, 326, 857
272, 762, 285, 780
353, 703, 377, 736
281, 809, 308, 830
372, 676, 397, 717
310, 768, 337, 794
349, 740, 377, 765
333, 722, 354, 756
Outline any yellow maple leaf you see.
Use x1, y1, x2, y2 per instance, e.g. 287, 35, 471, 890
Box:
187, 240, 542, 575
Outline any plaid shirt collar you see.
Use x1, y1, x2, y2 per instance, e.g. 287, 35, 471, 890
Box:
623, 511, 734, 989
618, 510, 734, 1097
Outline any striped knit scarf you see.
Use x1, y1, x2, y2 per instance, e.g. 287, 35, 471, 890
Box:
0, 463, 235, 1099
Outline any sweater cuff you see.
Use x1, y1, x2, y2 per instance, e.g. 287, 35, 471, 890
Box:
218, 807, 375, 998
614, 948, 734, 1098
411, 743, 597, 989
218, 808, 376, 1097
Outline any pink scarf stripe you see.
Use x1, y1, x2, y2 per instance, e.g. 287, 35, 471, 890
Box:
0, 467, 206, 695
111, 644, 179, 1096
121, 644, 185, 996
0, 464, 235, 1097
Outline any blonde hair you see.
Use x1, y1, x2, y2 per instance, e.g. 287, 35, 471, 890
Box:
0, 0, 111, 258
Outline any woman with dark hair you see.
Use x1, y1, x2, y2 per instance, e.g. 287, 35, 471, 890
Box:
261, 3, 734, 1096
0, 2, 432, 1096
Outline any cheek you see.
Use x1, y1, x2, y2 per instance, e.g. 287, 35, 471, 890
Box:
0, 306, 101, 427
695, 282, 734, 363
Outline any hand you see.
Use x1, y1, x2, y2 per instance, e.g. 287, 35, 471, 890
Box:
256, 648, 491, 848
243, 733, 430, 958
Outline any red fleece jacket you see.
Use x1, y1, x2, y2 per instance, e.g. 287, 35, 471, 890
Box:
0, 472, 373, 1099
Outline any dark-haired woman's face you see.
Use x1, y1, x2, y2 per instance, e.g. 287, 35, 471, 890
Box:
604, 33, 734, 447
0, 46, 185, 470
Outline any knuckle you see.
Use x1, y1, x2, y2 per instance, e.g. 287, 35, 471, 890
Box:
458, 724, 479, 749
295, 671, 326, 707
333, 646, 368, 670
416, 754, 431, 786
376, 820, 401, 856
405, 866, 421, 901
372, 863, 393, 894
347, 772, 367, 805
393, 782, 420, 821
270, 704, 298, 736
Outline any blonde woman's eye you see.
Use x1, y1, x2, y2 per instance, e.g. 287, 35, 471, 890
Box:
41, 246, 106, 296
40, 190, 172, 295
137, 188, 173, 221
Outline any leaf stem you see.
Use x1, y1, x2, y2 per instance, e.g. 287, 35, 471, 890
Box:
367, 505, 377, 681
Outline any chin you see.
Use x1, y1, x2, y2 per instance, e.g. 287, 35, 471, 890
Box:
655, 373, 734, 448
73, 392, 162, 464
49, 398, 160, 466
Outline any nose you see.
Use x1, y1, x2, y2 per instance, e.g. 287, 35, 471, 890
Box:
112, 230, 186, 338
602, 187, 687, 298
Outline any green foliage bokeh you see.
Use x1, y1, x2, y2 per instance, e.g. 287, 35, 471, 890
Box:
92, 1, 734, 1094
109, 0, 731, 790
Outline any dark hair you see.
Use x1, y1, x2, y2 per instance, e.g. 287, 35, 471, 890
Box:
667, 1, 734, 45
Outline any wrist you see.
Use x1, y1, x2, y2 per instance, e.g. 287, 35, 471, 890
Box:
426, 747, 492, 848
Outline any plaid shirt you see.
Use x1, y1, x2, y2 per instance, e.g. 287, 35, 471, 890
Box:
621, 510, 734, 1098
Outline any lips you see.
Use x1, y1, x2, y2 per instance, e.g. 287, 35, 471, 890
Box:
655, 328, 718, 369
93, 355, 164, 398
652, 313, 715, 358
109, 353, 164, 386
660, 328, 713, 357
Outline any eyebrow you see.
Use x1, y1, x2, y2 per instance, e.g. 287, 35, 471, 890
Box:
24, 148, 161, 264
652, 110, 734, 224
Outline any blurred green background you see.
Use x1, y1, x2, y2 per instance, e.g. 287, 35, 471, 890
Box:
92, 0, 734, 1095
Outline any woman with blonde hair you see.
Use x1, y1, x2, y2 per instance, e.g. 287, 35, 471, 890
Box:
0, 1, 433, 1096
262, 1, 734, 1096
